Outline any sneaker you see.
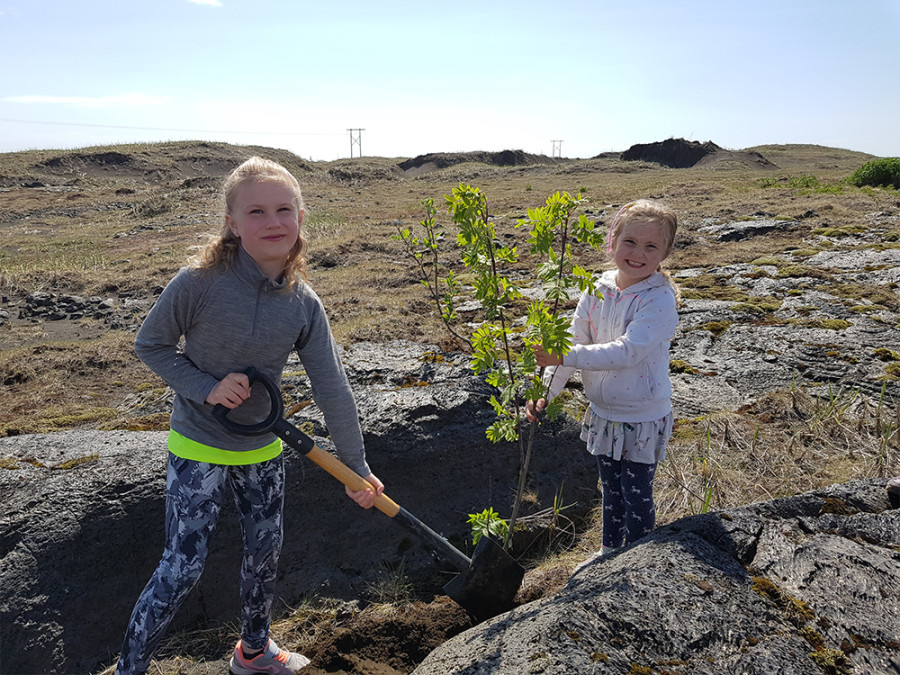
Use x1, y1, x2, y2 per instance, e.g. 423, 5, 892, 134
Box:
229, 638, 310, 675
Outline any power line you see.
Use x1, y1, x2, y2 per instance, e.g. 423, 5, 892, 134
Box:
0, 118, 345, 137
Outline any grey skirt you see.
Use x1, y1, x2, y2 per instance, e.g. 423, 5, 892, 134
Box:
580, 407, 674, 465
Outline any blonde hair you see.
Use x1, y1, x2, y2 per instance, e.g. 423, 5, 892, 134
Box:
192, 156, 308, 287
608, 199, 680, 301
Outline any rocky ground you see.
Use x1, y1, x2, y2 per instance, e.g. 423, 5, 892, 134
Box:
1, 139, 899, 674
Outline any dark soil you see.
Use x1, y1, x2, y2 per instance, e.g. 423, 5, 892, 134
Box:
146, 599, 474, 675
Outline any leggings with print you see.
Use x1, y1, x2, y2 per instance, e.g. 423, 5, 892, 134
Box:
597, 455, 657, 549
115, 453, 284, 675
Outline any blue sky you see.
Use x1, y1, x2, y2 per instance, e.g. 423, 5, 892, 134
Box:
1, 0, 898, 160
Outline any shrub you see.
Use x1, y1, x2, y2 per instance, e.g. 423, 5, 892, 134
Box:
849, 157, 900, 189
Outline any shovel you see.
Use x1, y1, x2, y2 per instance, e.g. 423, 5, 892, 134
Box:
212, 366, 525, 621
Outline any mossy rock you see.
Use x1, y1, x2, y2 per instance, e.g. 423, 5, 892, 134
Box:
694, 321, 731, 337
670, 359, 700, 374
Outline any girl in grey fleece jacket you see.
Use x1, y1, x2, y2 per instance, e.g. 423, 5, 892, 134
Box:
527, 199, 679, 563
116, 157, 382, 675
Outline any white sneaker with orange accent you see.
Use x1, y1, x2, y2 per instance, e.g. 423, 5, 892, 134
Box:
229, 638, 310, 675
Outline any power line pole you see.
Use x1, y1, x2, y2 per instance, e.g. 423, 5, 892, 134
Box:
551, 140, 563, 158
348, 128, 365, 158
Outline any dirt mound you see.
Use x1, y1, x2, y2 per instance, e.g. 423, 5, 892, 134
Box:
398, 150, 557, 173
622, 138, 723, 168
621, 138, 778, 170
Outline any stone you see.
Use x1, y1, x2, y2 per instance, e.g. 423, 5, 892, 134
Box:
412, 479, 900, 675
0, 342, 595, 674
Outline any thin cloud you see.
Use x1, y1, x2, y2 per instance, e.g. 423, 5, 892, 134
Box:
3, 93, 170, 108
187, 0, 223, 6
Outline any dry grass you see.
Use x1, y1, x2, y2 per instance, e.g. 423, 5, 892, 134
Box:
4, 141, 899, 673
657, 387, 899, 522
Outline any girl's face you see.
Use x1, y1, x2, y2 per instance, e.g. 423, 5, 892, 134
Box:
226, 180, 303, 279
612, 219, 669, 289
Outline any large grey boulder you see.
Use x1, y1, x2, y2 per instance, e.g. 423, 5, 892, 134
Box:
0, 342, 593, 675
412, 479, 900, 675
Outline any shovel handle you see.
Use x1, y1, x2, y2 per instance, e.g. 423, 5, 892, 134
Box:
212, 368, 471, 571
305, 443, 400, 518
265, 417, 400, 518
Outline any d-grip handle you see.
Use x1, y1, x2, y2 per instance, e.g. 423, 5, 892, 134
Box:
211, 367, 401, 519
211, 366, 283, 436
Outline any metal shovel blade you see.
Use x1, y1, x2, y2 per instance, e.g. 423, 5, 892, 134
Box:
442, 535, 525, 621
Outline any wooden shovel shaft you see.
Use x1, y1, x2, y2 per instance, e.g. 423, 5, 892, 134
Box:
273, 417, 399, 517
273, 417, 471, 572
306, 444, 400, 518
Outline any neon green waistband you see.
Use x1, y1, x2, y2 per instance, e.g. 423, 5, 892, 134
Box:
168, 429, 283, 465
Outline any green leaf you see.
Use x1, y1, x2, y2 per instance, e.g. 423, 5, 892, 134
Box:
466, 508, 509, 545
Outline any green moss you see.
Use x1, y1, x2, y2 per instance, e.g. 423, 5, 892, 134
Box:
808, 648, 852, 675
670, 359, 700, 374
590, 653, 610, 663
874, 347, 900, 361
730, 302, 767, 315
678, 274, 748, 302
695, 321, 731, 336
750, 256, 782, 266
730, 296, 783, 314
884, 362, 900, 380
0, 458, 20, 470
42, 408, 120, 429
681, 287, 748, 302
812, 224, 867, 237
752, 576, 816, 626
53, 453, 99, 470
776, 264, 832, 280
826, 282, 900, 310
790, 249, 821, 258
848, 304, 886, 314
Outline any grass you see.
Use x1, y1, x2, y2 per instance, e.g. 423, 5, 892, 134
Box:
658, 387, 899, 520
3, 140, 899, 673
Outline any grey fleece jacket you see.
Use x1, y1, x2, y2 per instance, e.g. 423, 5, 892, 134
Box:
134, 246, 371, 476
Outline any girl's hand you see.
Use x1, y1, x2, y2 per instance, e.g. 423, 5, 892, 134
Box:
525, 398, 547, 423
205, 372, 251, 409
532, 344, 563, 368
346, 473, 384, 509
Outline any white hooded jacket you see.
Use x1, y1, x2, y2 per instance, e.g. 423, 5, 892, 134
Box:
544, 269, 678, 423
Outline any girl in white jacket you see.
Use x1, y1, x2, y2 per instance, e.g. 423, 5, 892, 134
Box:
527, 199, 679, 560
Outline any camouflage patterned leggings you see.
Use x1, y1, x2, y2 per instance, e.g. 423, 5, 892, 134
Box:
597, 455, 657, 549
115, 452, 284, 675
